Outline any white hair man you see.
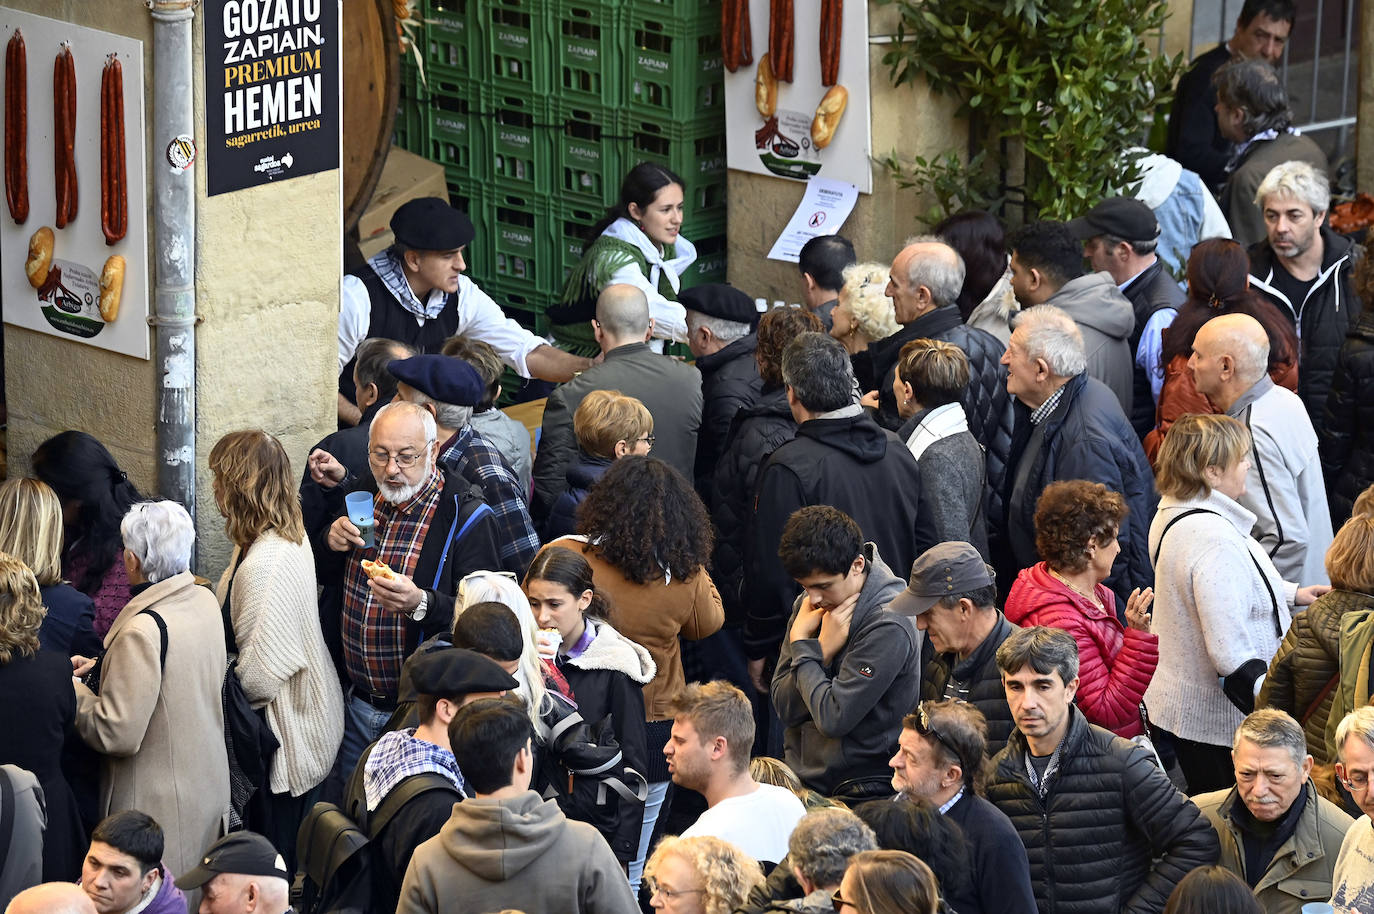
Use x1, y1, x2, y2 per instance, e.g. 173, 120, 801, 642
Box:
1192, 709, 1352, 911
998, 306, 1155, 604
1247, 160, 1360, 437
1332, 706, 1374, 912
177, 832, 292, 914
1189, 312, 1333, 584
308, 399, 504, 782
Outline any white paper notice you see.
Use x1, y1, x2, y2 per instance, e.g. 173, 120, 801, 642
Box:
767, 177, 859, 263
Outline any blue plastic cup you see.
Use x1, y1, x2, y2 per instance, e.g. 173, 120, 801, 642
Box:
344, 491, 376, 550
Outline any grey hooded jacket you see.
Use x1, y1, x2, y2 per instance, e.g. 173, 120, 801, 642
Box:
1045, 272, 1137, 417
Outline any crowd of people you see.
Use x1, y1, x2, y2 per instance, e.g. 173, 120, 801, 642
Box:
4, 0, 1374, 910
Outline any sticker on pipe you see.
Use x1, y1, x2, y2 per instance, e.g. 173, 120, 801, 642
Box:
35, 259, 105, 338
167, 135, 196, 171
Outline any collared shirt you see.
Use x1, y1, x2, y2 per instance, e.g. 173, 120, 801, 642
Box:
1029, 381, 1070, 425
341, 469, 444, 696
1024, 739, 1065, 798
439, 425, 540, 574
938, 787, 966, 815
362, 727, 467, 812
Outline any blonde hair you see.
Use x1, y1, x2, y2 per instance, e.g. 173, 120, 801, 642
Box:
0, 553, 45, 663
750, 756, 804, 794
1155, 414, 1252, 500
646, 836, 764, 914
1353, 483, 1374, 518
0, 478, 65, 586
573, 390, 653, 459
895, 338, 971, 408
1327, 513, 1374, 593
209, 430, 307, 548
839, 262, 900, 341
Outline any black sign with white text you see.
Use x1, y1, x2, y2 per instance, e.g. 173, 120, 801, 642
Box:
204, 0, 339, 195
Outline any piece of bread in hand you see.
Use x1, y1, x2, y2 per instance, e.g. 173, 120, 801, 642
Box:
361, 559, 396, 581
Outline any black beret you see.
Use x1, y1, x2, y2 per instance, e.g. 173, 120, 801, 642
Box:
679, 283, 759, 329
391, 197, 476, 251
389, 354, 485, 407
404, 648, 518, 701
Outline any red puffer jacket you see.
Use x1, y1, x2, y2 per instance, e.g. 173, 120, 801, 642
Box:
1005, 562, 1159, 738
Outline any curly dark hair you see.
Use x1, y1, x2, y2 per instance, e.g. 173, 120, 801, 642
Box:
1033, 480, 1126, 574
1158, 238, 1298, 372
575, 456, 713, 584
756, 306, 824, 388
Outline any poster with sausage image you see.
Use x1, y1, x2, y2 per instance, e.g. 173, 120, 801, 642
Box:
722, 0, 871, 193
0, 8, 148, 359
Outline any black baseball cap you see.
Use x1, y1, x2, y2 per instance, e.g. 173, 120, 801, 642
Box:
177, 832, 289, 889
1066, 197, 1160, 244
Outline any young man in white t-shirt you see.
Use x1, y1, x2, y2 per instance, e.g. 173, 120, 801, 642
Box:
664, 680, 805, 865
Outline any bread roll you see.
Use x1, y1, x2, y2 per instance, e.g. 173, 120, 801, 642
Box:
25, 226, 52, 289
99, 255, 124, 322
810, 85, 848, 150
755, 53, 778, 118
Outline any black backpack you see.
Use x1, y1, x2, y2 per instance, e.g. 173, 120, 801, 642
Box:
295, 773, 460, 914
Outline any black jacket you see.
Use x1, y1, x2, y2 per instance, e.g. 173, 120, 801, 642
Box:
867, 306, 1015, 527
543, 452, 611, 542
694, 334, 762, 504
1249, 226, 1361, 438
986, 707, 1221, 914
1163, 43, 1233, 191
921, 612, 1017, 757
1000, 374, 1156, 607
946, 790, 1038, 914
1321, 305, 1374, 526
313, 467, 504, 684
301, 400, 386, 548
709, 384, 797, 626
744, 411, 936, 661
1122, 260, 1186, 438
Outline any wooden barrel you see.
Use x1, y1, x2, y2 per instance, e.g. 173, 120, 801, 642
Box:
341, 0, 400, 235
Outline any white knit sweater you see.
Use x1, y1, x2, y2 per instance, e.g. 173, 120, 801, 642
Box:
1144, 491, 1297, 747
219, 532, 345, 796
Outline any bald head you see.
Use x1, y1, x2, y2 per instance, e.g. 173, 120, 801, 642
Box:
594, 284, 652, 343
1190, 313, 1270, 410
886, 239, 967, 323
200, 872, 292, 914
6, 883, 98, 914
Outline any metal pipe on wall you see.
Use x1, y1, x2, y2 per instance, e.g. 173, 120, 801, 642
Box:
147, 0, 197, 524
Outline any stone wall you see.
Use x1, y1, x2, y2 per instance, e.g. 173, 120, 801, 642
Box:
5, 1, 339, 580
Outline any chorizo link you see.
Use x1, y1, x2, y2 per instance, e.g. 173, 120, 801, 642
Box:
13, 30, 26, 224
53, 46, 67, 228
112, 57, 126, 242
62, 46, 75, 225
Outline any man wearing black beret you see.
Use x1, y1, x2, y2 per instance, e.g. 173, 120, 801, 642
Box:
337, 197, 591, 425
680, 283, 762, 503
389, 353, 540, 576
343, 648, 517, 911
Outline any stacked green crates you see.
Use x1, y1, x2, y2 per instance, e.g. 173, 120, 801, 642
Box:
395, 0, 726, 334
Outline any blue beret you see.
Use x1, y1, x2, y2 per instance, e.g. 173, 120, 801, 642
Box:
389, 354, 485, 406
679, 283, 759, 329
391, 197, 476, 251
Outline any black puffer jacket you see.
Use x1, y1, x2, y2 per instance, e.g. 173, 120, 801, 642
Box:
1320, 306, 1374, 525
921, 613, 1016, 757
542, 452, 611, 542
866, 306, 1015, 527
1261, 589, 1374, 766
694, 334, 763, 505
986, 707, 1220, 914
1123, 260, 1186, 438
709, 384, 797, 626
1250, 227, 1360, 437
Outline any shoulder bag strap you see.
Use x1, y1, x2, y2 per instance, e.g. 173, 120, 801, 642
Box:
138, 609, 169, 671
1150, 508, 1215, 566
368, 774, 460, 838
1152, 506, 1281, 637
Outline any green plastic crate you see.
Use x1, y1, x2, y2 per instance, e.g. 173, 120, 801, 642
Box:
485, 279, 549, 335
486, 190, 557, 299
624, 117, 728, 228
624, 13, 725, 123
553, 101, 623, 208
680, 231, 727, 289
394, 66, 429, 155
557, 202, 601, 286
422, 0, 477, 71
444, 173, 491, 280
551, 1, 621, 107
479, 0, 552, 96
481, 89, 555, 196
424, 75, 482, 179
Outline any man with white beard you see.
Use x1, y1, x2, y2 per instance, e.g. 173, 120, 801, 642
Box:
308, 399, 503, 780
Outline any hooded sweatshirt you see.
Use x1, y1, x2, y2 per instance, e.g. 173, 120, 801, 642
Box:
1044, 272, 1137, 416
396, 789, 639, 914
771, 544, 921, 796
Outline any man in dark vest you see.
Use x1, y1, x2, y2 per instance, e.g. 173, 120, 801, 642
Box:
338, 197, 589, 425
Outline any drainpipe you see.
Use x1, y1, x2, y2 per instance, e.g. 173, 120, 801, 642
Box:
147, 0, 197, 521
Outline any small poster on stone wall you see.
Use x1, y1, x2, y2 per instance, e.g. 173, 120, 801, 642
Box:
203, 0, 340, 196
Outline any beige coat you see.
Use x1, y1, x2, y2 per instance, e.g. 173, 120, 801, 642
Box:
75, 571, 230, 878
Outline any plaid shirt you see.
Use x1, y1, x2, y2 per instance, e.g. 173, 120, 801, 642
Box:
341, 468, 443, 696
362, 727, 466, 811
440, 426, 540, 574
